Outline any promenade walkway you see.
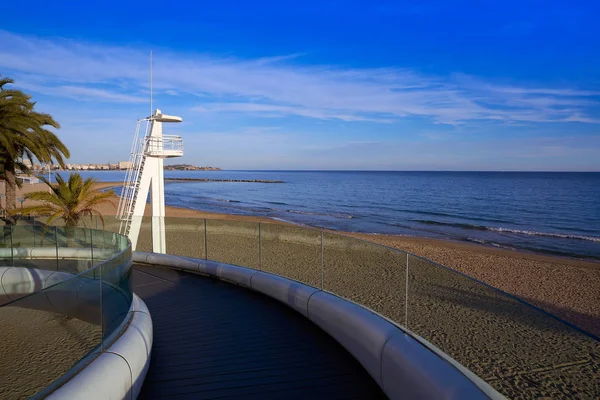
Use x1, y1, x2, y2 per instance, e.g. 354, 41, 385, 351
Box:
132, 264, 386, 399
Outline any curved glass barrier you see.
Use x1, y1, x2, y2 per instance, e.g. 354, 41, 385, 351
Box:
0, 220, 132, 399
110, 215, 598, 399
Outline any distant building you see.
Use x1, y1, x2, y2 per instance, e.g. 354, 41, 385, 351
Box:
16, 175, 40, 185
119, 161, 133, 170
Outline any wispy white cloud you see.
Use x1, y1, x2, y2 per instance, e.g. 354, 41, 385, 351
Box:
16, 82, 146, 103
0, 29, 598, 125
489, 86, 600, 96
193, 102, 394, 122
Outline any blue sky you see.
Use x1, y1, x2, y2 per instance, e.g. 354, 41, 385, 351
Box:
1, 0, 599, 170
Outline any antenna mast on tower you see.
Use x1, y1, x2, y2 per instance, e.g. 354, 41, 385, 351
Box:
150, 50, 153, 117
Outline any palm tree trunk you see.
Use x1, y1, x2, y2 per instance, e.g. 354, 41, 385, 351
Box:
4, 166, 17, 224
64, 220, 78, 249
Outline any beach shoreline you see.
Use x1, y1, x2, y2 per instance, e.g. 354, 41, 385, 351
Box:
27, 181, 593, 337
92, 181, 599, 265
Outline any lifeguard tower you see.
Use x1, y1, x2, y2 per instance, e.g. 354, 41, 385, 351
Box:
116, 109, 183, 253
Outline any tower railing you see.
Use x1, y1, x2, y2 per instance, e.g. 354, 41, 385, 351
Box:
144, 135, 183, 158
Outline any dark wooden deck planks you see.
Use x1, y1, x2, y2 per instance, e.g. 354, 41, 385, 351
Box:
132, 264, 387, 399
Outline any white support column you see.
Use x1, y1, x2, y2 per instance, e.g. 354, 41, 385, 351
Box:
151, 156, 166, 253
148, 111, 166, 254
129, 165, 151, 251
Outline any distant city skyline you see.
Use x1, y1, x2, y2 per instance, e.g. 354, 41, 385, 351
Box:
1, 1, 599, 171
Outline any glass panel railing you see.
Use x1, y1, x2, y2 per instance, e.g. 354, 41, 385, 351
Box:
164, 217, 206, 259
97, 215, 121, 234
205, 219, 260, 269
0, 268, 102, 399
30, 223, 59, 251
406, 254, 600, 398
9, 220, 36, 248
91, 229, 116, 261
11, 224, 60, 271
0, 225, 13, 267
87, 214, 599, 398
260, 223, 322, 286
323, 232, 407, 326
0, 221, 132, 398
101, 247, 133, 341
136, 216, 153, 253
58, 226, 94, 274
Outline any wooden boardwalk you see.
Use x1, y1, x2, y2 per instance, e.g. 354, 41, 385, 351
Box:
132, 264, 387, 399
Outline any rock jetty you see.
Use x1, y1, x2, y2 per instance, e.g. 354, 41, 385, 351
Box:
164, 164, 221, 171
165, 178, 284, 183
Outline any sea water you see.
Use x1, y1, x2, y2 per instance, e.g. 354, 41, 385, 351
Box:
74, 170, 600, 260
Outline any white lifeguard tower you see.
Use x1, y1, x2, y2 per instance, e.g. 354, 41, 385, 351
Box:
116, 109, 183, 253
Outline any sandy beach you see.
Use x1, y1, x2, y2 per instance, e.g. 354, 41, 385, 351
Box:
119, 212, 600, 398
6, 181, 600, 398
87, 182, 600, 338
91, 181, 600, 397
0, 307, 100, 399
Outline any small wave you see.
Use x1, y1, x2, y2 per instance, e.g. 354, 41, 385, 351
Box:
408, 211, 510, 224
216, 198, 241, 203
488, 227, 600, 243
412, 220, 489, 231
464, 237, 503, 248
548, 225, 600, 235
268, 207, 353, 220
413, 219, 600, 243
408, 210, 457, 218
265, 201, 288, 206
388, 222, 417, 230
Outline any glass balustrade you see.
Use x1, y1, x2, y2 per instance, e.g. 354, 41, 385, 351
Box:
0, 218, 133, 399
8, 214, 596, 399
118, 216, 598, 399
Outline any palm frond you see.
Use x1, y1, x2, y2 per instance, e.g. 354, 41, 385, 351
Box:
0, 77, 69, 211
20, 173, 112, 227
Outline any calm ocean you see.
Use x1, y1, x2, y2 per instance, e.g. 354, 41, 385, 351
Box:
74, 170, 600, 260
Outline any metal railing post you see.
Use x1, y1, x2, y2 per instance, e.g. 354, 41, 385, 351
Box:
9, 225, 14, 267
258, 222, 262, 271
405, 253, 409, 328
33, 217, 36, 247
320, 229, 324, 290
90, 228, 94, 270
204, 219, 208, 260
99, 253, 104, 350
55, 226, 59, 271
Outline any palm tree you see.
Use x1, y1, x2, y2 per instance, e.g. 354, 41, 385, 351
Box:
0, 77, 70, 220
17, 173, 115, 228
